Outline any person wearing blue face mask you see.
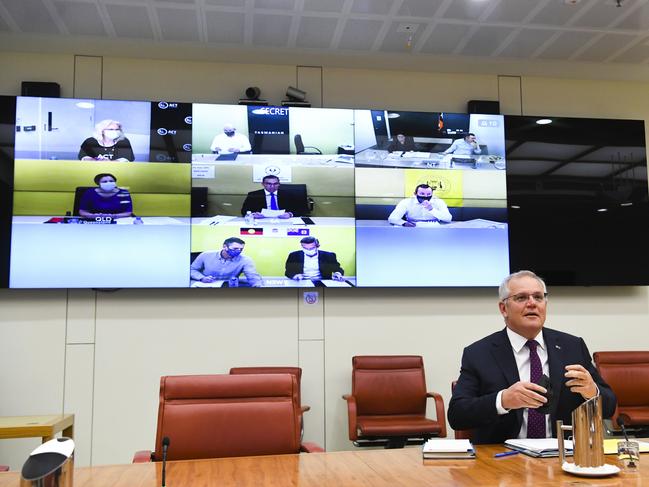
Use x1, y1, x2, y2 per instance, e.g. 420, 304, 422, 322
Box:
78, 119, 135, 162
78, 173, 133, 219
190, 237, 262, 287
388, 183, 452, 227
210, 123, 251, 155
284, 236, 344, 281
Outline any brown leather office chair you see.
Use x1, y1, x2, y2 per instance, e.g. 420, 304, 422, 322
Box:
133, 374, 323, 462
594, 351, 649, 434
342, 355, 447, 448
229, 366, 310, 413
451, 381, 473, 440
230, 366, 311, 438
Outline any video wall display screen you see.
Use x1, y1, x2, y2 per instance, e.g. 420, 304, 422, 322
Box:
0, 94, 647, 288
354, 110, 509, 286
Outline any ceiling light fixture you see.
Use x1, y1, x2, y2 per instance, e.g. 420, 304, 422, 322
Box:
536, 118, 552, 125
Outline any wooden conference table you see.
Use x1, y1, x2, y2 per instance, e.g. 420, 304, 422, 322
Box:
0, 444, 642, 487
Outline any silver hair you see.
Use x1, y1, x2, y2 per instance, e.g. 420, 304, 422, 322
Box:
498, 270, 547, 301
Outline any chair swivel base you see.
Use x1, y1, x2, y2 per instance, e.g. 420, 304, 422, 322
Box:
353, 435, 434, 449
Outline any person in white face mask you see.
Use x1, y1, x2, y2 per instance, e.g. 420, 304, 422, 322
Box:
284, 236, 344, 281
78, 173, 133, 219
78, 119, 135, 162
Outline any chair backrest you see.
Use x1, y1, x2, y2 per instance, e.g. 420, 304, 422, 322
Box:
153, 374, 301, 461
352, 355, 428, 416
280, 183, 311, 215
229, 366, 303, 406
294, 134, 305, 153
593, 352, 649, 410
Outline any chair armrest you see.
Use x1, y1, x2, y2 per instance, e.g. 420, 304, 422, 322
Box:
300, 442, 325, 453
301, 405, 311, 413
132, 450, 153, 463
427, 391, 448, 438
343, 394, 359, 441
0, 465, 9, 472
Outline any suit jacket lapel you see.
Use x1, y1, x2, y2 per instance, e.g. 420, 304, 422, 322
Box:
544, 328, 565, 424
491, 328, 524, 429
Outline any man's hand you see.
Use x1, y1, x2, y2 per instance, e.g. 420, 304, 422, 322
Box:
228, 147, 240, 153
278, 212, 293, 219
200, 276, 216, 283
501, 381, 547, 410
403, 221, 416, 227
252, 212, 264, 218
292, 274, 304, 280
420, 200, 433, 211
565, 364, 597, 399
332, 272, 343, 281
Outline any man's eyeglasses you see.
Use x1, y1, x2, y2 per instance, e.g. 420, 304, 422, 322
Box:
502, 292, 548, 304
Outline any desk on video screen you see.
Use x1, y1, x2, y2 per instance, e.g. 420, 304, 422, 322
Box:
355, 150, 505, 170
191, 153, 354, 167
190, 276, 355, 288
355, 219, 509, 287
10, 216, 191, 288
193, 216, 355, 227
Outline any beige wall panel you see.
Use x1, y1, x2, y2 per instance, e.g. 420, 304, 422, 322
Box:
64, 344, 95, 467
299, 339, 325, 447
66, 289, 96, 344
297, 66, 323, 108
522, 77, 649, 119
298, 289, 324, 341
73, 55, 102, 99
0, 52, 73, 97
102, 58, 296, 104
323, 68, 498, 111
0, 290, 67, 469
498, 75, 522, 116
91, 289, 299, 465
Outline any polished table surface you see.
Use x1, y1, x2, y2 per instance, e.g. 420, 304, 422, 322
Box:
0, 444, 642, 487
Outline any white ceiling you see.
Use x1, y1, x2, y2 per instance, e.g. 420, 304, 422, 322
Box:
2, 0, 649, 66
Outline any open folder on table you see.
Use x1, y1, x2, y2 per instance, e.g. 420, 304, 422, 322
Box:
423, 439, 475, 459
504, 438, 573, 458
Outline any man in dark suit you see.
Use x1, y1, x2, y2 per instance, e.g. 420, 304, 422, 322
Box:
240, 175, 308, 219
284, 236, 344, 281
448, 270, 616, 444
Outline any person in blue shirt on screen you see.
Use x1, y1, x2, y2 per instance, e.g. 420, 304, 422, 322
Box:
443, 133, 481, 156
190, 237, 262, 287
78, 173, 133, 219
388, 184, 452, 227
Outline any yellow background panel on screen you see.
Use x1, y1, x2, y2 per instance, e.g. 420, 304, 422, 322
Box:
13, 160, 190, 216
191, 225, 355, 277
403, 169, 463, 207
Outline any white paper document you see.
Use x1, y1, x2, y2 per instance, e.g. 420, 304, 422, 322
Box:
261, 209, 287, 218
423, 439, 475, 459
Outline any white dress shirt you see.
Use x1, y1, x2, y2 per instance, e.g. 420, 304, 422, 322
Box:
443, 138, 481, 155
302, 252, 321, 279
387, 196, 452, 226
209, 132, 251, 154
495, 328, 551, 438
